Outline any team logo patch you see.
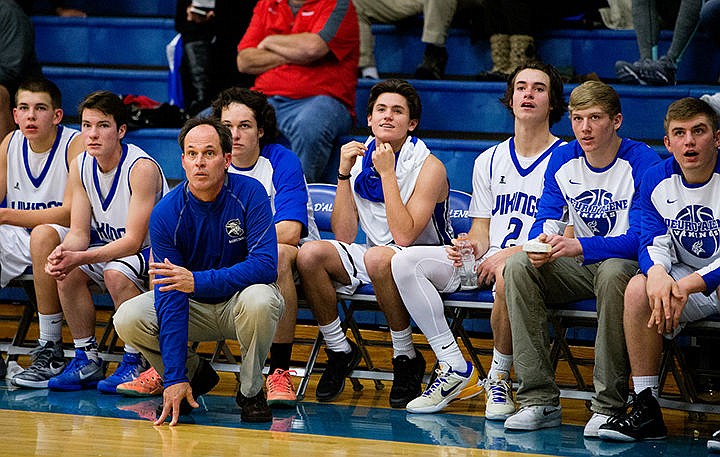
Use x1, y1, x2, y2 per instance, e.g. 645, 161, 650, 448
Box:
670, 205, 720, 258
568, 189, 628, 236
225, 219, 244, 238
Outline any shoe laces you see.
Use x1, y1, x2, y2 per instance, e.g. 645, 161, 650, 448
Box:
113, 356, 144, 379
607, 391, 646, 427
135, 367, 161, 385
27, 344, 55, 368
64, 352, 92, 373
486, 377, 511, 403
267, 369, 295, 394
421, 366, 452, 397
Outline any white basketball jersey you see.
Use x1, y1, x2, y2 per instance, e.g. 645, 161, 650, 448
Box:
5, 125, 79, 211
469, 137, 562, 255
79, 143, 168, 245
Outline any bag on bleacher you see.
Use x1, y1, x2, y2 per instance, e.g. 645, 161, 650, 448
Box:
124, 94, 189, 130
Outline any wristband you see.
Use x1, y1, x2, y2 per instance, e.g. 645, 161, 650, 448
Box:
337, 171, 351, 181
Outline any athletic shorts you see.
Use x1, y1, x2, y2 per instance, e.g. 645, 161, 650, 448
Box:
79, 244, 151, 293
0, 224, 69, 287
326, 240, 403, 295
666, 262, 720, 338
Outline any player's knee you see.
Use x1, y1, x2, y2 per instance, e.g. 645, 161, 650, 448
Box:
623, 274, 648, 315
363, 247, 393, 279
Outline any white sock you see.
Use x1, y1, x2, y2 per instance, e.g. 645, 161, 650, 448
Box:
390, 326, 416, 359
488, 348, 513, 380
319, 318, 351, 353
633, 375, 659, 398
427, 330, 467, 373
38, 312, 63, 345
124, 345, 140, 354
74, 336, 99, 362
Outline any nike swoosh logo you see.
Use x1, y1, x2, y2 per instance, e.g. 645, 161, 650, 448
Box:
542, 407, 557, 416
50, 319, 63, 325
441, 343, 453, 350
78, 366, 98, 380
569, 179, 581, 185
667, 199, 677, 204
440, 380, 463, 397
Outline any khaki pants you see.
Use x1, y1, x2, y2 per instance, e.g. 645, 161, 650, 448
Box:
353, 0, 459, 67
504, 253, 636, 415
114, 284, 284, 397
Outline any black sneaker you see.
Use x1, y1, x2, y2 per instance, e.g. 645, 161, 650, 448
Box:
597, 388, 667, 442
12, 340, 66, 389
316, 340, 362, 402
414, 44, 448, 80
389, 351, 426, 408
637, 56, 676, 85
156, 357, 219, 417
236, 389, 273, 422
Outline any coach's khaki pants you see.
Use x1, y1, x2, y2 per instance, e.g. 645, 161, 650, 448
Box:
114, 284, 284, 397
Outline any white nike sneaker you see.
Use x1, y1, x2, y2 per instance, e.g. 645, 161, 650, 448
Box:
584, 412, 611, 438
504, 405, 562, 430
484, 375, 516, 421
406, 362, 481, 414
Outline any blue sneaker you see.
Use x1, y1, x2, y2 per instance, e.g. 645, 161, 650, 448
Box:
48, 349, 104, 391
97, 352, 149, 394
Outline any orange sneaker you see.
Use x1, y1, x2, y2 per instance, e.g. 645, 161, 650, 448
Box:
266, 368, 297, 408
116, 366, 163, 397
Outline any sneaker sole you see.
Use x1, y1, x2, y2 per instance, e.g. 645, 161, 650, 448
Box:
267, 398, 298, 408
485, 406, 516, 421
406, 398, 453, 414
48, 380, 99, 391
11, 377, 53, 389
504, 415, 561, 431
597, 429, 666, 442
116, 387, 163, 397
708, 441, 720, 452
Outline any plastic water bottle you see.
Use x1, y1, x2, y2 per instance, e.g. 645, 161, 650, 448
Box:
456, 233, 477, 290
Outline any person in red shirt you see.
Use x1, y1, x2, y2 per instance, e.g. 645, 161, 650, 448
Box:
236, 0, 359, 183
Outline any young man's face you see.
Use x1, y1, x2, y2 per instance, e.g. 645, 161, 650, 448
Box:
13, 90, 62, 144
570, 105, 622, 156
181, 124, 231, 201
81, 108, 126, 159
367, 92, 418, 150
664, 114, 720, 179
220, 102, 263, 165
510, 68, 551, 122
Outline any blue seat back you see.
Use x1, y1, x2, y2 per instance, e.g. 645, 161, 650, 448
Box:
448, 189, 472, 236
308, 183, 337, 238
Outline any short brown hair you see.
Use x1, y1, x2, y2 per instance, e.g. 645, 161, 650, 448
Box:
78, 90, 129, 129
664, 97, 719, 133
568, 81, 621, 118
366, 79, 422, 125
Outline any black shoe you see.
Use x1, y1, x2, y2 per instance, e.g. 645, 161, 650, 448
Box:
597, 388, 667, 442
236, 389, 273, 422
414, 44, 448, 80
389, 352, 426, 408
316, 340, 362, 402
156, 357, 219, 417
0, 355, 6, 378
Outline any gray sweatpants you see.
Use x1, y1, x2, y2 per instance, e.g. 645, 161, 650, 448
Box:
504, 253, 636, 415
114, 284, 284, 397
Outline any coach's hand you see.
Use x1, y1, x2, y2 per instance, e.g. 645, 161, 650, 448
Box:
150, 258, 195, 293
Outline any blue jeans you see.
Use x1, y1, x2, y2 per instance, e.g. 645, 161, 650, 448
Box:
701, 0, 720, 46
268, 95, 352, 183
